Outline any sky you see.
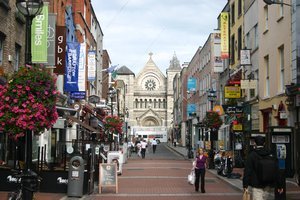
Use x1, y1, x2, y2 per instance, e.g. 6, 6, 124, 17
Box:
93, 0, 228, 75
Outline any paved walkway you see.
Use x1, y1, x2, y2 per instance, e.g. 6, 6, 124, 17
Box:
0, 143, 299, 200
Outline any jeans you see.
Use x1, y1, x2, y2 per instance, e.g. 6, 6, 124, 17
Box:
194, 168, 205, 192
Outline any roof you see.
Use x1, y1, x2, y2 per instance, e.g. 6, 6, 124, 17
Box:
117, 65, 135, 75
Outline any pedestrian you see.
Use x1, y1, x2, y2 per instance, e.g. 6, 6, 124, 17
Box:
140, 140, 148, 159
136, 142, 142, 157
127, 140, 134, 157
243, 136, 284, 200
193, 148, 207, 193
151, 138, 158, 153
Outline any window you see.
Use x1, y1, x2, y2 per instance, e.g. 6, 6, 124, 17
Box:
265, 56, 270, 97
0, 38, 3, 65
231, 3, 235, 25
230, 35, 235, 64
254, 24, 259, 49
238, 27, 242, 60
238, 0, 242, 16
14, 44, 21, 71
279, 46, 285, 92
245, 32, 250, 49
264, 6, 269, 31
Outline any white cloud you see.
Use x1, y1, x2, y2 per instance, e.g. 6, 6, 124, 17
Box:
93, 0, 227, 75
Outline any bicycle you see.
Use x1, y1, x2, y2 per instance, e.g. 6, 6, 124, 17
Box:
7, 169, 41, 200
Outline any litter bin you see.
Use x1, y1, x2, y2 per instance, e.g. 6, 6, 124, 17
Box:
67, 156, 84, 197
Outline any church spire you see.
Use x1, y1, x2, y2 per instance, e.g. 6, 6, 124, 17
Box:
168, 52, 181, 69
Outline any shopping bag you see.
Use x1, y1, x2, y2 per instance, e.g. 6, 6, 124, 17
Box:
243, 189, 250, 200
188, 170, 195, 185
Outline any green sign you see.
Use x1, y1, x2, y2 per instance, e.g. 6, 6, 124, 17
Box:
31, 4, 48, 63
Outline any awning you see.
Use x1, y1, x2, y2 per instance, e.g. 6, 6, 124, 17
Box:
67, 115, 99, 133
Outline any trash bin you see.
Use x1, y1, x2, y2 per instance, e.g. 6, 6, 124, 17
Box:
67, 156, 84, 197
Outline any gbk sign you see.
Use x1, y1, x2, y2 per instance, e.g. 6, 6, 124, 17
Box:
54, 26, 66, 74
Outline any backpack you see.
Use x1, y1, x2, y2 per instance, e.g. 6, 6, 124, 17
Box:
255, 152, 278, 186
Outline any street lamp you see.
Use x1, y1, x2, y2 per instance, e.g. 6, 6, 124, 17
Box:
15, 1, 43, 199
263, 0, 291, 6
108, 87, 116, 116
16, 0, 44, 65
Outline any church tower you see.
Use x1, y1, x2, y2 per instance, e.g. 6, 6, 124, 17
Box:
166, 53, 182, 130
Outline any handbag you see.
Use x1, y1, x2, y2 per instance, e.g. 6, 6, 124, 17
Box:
243, 189, 250, 200
188, 170, 195, 185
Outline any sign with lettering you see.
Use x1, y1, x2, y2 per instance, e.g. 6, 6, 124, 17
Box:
31, 3, 48, 63
46, 13, 56, 66
54, 26, 66, 74
99, 163, 118, 193
224, 86, 241, 98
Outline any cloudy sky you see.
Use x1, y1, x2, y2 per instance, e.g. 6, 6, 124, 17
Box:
93, 0, 227, 75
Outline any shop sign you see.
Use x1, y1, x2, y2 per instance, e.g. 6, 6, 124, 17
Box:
233, 124, 243, 131
70, 91, 86, 99
224, 86, 241, 98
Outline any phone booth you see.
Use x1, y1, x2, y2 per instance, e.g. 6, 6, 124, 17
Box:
268, 126, 294, 178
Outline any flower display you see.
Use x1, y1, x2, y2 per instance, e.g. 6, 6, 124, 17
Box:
103, 115, 123, 134
0, 65, 59, 139
203, 111, 223, 130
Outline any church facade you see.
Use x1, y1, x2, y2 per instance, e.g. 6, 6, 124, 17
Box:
116, 53, 181, 142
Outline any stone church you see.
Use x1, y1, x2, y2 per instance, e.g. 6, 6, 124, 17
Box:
116, 53, 181, 142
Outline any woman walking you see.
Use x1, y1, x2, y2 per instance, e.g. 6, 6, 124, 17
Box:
193, 148, 207, 193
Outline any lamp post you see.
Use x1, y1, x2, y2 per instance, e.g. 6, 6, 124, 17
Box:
15, 1, 43, 200
108, 87, 116, 116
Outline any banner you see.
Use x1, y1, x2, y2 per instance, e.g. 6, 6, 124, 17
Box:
187, 104, 196, 117
46, 13, 56, 66
187, 78, 197, 92
54, 26, 66, 74
220, 12, 229, 59
88, 50, 96, 81
78, 43, 86, 91
31, 3, 48, 63
64, 42, 80, 92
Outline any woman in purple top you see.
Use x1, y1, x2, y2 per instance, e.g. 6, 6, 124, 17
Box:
193, 148, 207, 193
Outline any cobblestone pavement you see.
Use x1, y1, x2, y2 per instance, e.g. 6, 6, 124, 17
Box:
0, 143, 299, 200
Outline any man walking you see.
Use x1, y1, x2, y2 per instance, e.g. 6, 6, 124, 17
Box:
140, 140, 148, 159
151, 138, 158, 153
243, 136, 284, 200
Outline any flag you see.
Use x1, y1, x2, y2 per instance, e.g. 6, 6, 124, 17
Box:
111, 70, 117, 80
102, 64, 118, 73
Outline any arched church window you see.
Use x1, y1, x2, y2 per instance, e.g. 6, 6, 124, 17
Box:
154, 99, 157, 108
135, 99, 138, 108
163, 99, 166, 109
145, 99, 147, 108
149, 99, 152, 108
140, 99, 143, 108
158, 99, 161, 109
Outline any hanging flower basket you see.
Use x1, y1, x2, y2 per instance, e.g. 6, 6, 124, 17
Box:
103, 115, 123, 134
0, 65, 59, 139
203, 111, 222, 130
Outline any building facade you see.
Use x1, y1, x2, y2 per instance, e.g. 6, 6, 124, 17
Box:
116, 53, 181, 142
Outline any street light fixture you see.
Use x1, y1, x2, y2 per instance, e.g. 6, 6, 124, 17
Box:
108, 87, 116, 116
263, 0, 291, 7
16, 0, 44, 65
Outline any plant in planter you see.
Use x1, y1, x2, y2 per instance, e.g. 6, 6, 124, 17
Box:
203, 111, 223, 131
103, 115, 123, 135
0, 65, 59, 140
